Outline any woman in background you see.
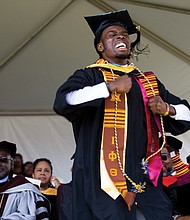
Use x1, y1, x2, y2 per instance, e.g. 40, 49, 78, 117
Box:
32, 158, 60, 220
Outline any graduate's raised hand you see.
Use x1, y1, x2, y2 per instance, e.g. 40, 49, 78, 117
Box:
148, 96, 167, 115
107, 75, 132, 94
148, 96, 176, 116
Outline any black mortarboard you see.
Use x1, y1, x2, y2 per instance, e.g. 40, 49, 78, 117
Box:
165, 136, 183, 153
84, 9, 140, 55
85, 9, 138, 35
0, 140, 17, 157
160, 135, 182, 153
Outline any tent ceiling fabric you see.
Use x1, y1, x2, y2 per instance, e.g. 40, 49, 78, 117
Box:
0, 0, 190, 113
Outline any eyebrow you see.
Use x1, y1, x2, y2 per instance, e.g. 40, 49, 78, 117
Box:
108, 29, 128, 33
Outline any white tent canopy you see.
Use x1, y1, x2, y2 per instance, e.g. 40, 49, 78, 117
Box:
0, 0, 190, 181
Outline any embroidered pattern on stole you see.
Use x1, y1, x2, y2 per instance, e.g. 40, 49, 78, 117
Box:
88, 59, 163, 201
134, 72, 163, 186
100, 68, 128, 202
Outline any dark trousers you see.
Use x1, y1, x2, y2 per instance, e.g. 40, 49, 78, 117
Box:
135, 183, 173, 220
73, 183, 173, 220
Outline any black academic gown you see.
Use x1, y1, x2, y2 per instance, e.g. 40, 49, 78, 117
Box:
43, 193, 57, 220
0, 175, 50, 219
57, 182, 72, 220
54, 67, 190, 220
176, 182, 190, 216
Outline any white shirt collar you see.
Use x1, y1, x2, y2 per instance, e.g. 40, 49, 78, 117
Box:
0, 175, 9, 183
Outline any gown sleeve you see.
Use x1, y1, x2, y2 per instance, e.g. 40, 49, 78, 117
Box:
53, 68, 105, 122
158, 79, 190, 135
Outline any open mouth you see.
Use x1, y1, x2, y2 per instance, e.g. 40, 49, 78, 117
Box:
115, 42, 127, 49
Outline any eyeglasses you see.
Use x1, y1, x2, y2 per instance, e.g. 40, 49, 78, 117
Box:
0, 157, 12, 163
161, 154, 168, 161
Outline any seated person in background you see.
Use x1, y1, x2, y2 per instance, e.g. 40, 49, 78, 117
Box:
12, 153, 23, 175
22, 161, 34, 178
0, 140, 50, 219
160, 136, 190, 219
32, 158, 60, 220
161, 146, 179, 218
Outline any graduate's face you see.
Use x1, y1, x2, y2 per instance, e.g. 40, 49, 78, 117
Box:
32, 161, 52, 188
0, 151, 13, 179
97, 25, 131, 64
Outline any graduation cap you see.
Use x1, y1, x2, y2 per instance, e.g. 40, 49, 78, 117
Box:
0, 140, 17, 157
84, 9, 140, 55
166, 136, 182, 149
160, 136, 182, 153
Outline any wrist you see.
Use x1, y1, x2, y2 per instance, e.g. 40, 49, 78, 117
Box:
163, 102, 170, 116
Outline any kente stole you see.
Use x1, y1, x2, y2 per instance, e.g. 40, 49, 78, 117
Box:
134, 73, 163, 186
100, 68, 128, 202
87, 59, 163, 203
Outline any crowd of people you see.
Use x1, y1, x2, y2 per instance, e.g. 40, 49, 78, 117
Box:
1, 7, 190, 220
0, 140, 72, 220
1, 138, 190, 220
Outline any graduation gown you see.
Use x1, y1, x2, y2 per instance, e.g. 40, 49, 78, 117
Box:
57, 182, 72, 220
40, 187, 57, 220
54, 66, 190, 220
0, 175, 50, 219
175, 182, 190, 216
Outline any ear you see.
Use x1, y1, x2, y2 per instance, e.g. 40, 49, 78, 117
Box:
97, 42, 104, 52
